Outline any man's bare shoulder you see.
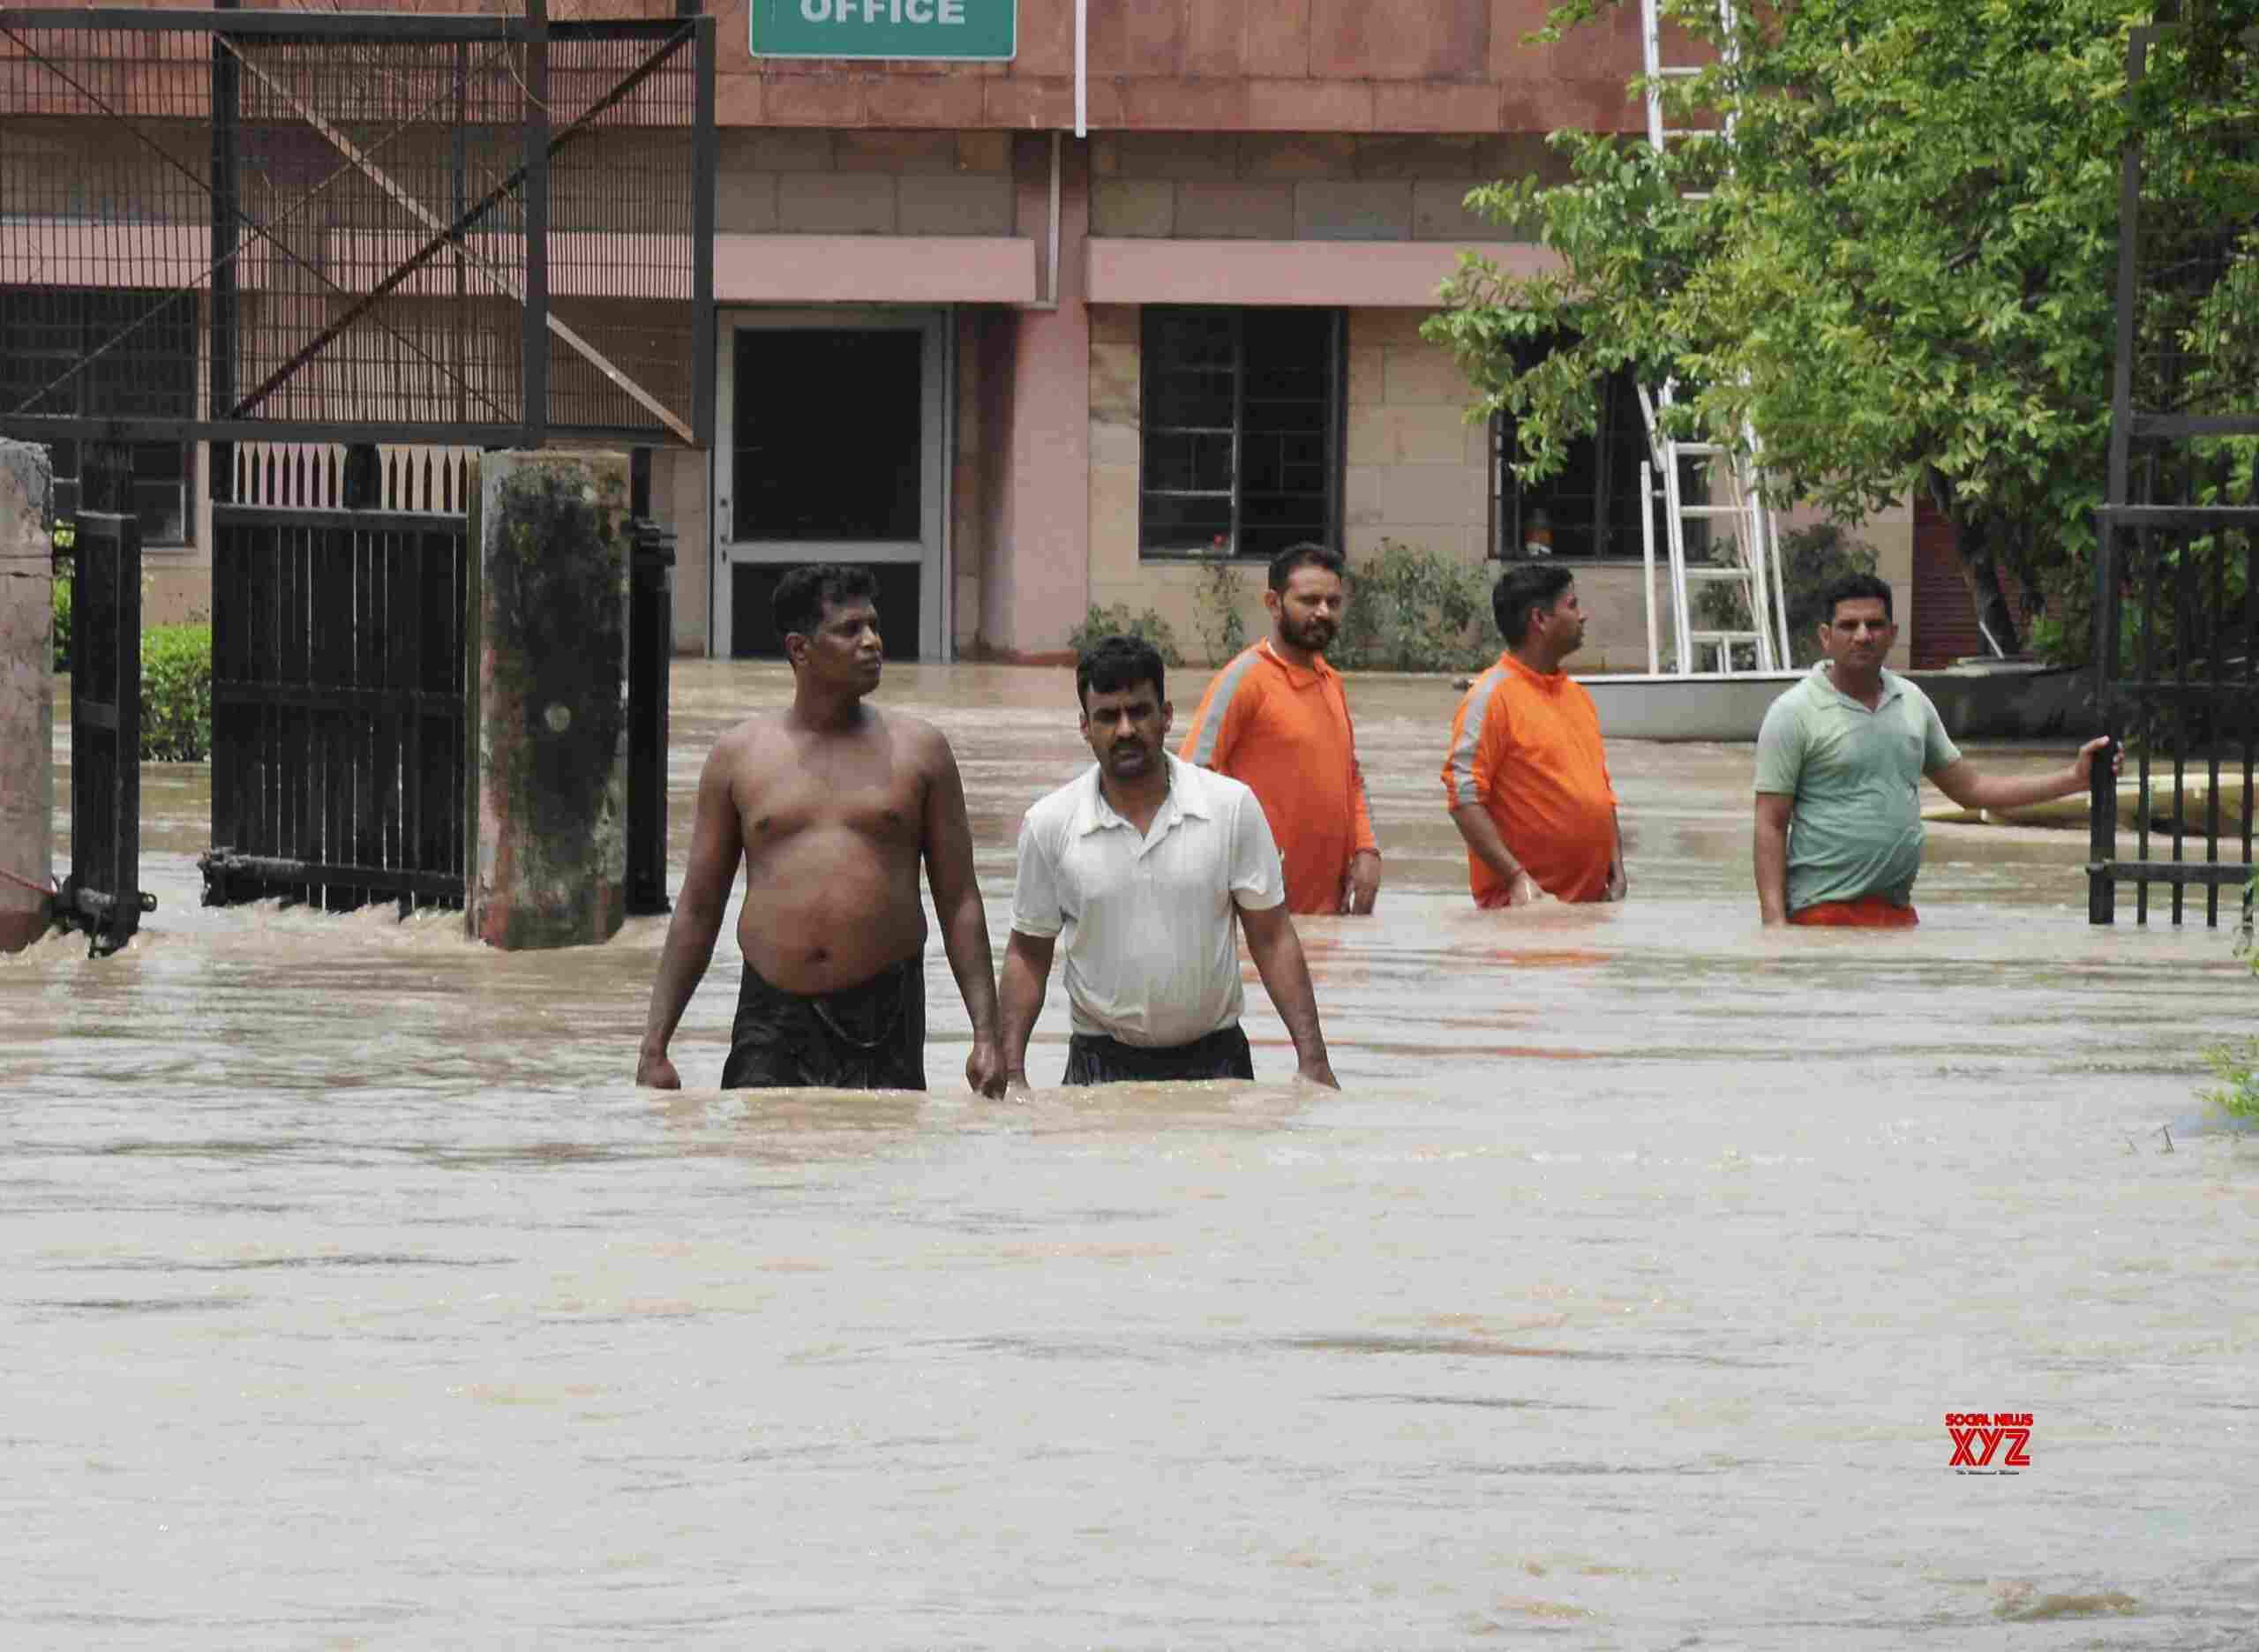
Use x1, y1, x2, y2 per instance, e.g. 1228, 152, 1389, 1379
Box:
708, 710, 791, 763
868, 707, 959, 772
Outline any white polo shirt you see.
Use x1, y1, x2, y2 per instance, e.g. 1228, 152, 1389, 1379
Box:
1011, 752, 1285, 1048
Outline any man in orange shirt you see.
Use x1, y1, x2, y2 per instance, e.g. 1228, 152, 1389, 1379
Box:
1442, 565, 1625, 905
1178, 543, 1382, 915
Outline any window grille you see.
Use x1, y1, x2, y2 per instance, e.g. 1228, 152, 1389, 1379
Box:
1140, 306, 1343, 562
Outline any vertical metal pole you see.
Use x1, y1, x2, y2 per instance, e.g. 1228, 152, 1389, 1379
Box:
210, 0, 240, 509
2089, 509, 2121, 924
454, 41, 470, 428
691, 11, 717, 447
2138, 454, 2158, 926
2094, 26, 2150, 926
2202, 447, 2225, 927
626, 447, 673, 916
521, 0, 551, 448
210, 0, 242, 881
1640, 460, 1660, 674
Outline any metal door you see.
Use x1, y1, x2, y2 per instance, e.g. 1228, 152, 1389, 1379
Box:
712, 309, 949, 661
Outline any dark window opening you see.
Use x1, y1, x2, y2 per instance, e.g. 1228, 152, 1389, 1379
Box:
729, 562, 922, 663
0, 288, 197, 545
732, 329, 922, 544
1490, 357, 1700, 564
1140, 306, 1342, 562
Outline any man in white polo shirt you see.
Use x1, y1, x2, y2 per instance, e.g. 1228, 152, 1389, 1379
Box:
999, 635, 1340, 1090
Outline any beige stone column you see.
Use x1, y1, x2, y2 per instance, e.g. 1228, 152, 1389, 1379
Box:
979, 133, 1092, 660
1, 441, 55, 952
467, 451, 631, 950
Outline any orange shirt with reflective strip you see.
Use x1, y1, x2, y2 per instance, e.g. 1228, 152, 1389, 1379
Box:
1178, 639, 1378, 915
1441, 652, 1619, 905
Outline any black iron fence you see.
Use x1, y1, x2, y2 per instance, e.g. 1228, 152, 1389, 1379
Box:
2090, 24, 2259, 927
2089, 497, 2258, 926
198, 441, 674, 919
200, 449, 470, 914
1, 4, 716, 448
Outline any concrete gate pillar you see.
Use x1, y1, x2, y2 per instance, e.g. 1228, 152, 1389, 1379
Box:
468, 451, 632, 950
1, 441, 55, 954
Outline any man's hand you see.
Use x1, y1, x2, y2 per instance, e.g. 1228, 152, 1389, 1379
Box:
2072, 734, 2119, 785
1296, 1054, 1341, 1090
1505, 869, 1550, 907
636, 1048, 682, 1090
1605, 859, 1627, 902
1343, 851, 1382, 915
965, 1036, 1009, 1099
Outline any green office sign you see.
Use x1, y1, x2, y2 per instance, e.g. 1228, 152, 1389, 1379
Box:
749, 0, 1017, 61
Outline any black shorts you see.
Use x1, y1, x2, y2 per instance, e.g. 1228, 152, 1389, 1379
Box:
1062, 1024, 1253, 1086
720, 956, 927, 1091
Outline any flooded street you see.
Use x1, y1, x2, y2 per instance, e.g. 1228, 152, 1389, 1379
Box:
5, 660, 2256, 1648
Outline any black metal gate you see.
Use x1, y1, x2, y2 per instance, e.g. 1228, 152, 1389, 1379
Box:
3, 3, 715, 939
2087, 23, 2259, 927
56, 445, 154, 955
199, 446, 470, 913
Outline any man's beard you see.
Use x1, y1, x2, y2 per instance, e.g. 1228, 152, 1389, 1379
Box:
1285, 617, 1335, 654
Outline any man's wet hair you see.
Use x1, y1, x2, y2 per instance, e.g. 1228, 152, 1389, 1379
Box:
1076, 634, 1167, 712
1821, 572, 1895, 624
773, 563, 879, 642
1494, 563, 1576, 645
1270, 541, 1346, 592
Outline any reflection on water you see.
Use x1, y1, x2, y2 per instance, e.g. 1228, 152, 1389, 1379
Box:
6, 660, 2256, 1648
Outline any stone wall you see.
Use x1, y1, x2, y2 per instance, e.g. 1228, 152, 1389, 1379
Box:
1091, 131, 1560, 243
717, 1, 1658, 136
717, 129, 1017, 237
1, 442, 55, 952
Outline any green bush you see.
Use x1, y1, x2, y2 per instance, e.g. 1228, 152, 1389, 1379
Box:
140, 623, 212, 762
1068, 602, 1183, 667
2198, 870, 2259, 1123
51, 559, 71, 673
1191, 560, 1250, 665
2201, 1039, 2259, 1122
1694, 522, 1880, 669
1331, 538, 1497, 674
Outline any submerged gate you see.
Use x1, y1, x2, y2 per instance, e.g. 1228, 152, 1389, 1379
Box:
200, 445, 471, 913
2, 3, 714, 936
2088, 23, 2259, 927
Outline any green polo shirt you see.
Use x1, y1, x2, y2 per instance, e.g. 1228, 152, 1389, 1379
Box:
1754, 664, 1962, 912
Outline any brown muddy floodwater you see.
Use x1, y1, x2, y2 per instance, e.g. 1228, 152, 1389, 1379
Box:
6, 660, 2257, 1648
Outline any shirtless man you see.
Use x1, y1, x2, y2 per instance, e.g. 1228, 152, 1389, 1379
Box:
636, 564, 1005, 1093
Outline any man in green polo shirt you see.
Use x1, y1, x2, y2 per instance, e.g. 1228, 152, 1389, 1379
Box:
1753, 574, 2114, 927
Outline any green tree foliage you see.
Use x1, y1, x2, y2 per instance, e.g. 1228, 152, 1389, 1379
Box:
1425, 0, 2259, 659
51, 560, 71, 673
140, 623, 211, 762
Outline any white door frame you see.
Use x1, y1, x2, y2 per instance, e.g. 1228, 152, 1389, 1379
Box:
712, 306, 950, 661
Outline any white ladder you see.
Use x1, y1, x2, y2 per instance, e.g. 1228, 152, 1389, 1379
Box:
1635, 0, 1790, 676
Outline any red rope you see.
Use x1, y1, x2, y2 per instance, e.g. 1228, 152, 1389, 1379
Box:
0, 864, 56, 902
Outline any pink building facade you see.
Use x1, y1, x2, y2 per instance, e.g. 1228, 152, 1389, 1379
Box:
14, 1, 1920, 667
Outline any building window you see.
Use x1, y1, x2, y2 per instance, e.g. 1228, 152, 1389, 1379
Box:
0, 288, 197, 545
1490, 360, 1678, 563
1140, 306, 1342, 562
